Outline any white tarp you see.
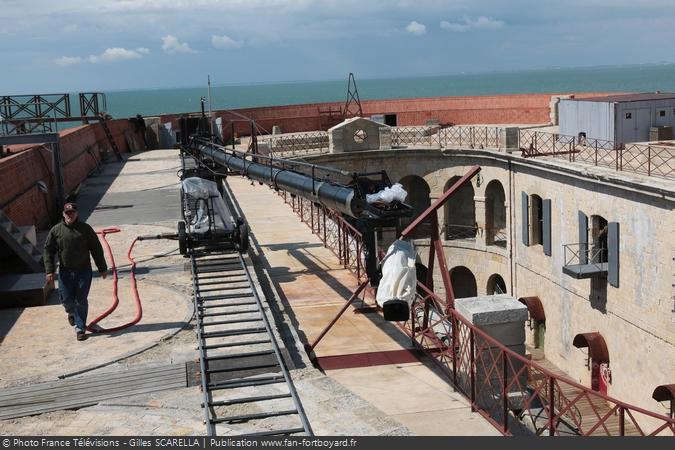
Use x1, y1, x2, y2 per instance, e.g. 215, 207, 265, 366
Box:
181, 177, 233, 233
366, 183, 407, 205
376, 239, 417, 309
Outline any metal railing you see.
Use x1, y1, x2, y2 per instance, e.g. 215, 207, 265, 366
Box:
392, 125, 502, 149
486, 226, 508, 248
278, 192, 674, 436
405, 283, 675, 435
259, 131, 329, 156
563, 243, 607, 268
277, 190, 365, 281
444, 223, 478, 241
519, 129, 675, 179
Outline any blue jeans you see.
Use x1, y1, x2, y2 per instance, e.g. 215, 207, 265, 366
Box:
58, 268, 92, 333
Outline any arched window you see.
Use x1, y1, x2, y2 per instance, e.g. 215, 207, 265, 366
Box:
450, 266, 477, 298
486, 273, 507, 295
485, 180, 507, 248
398, 175, 431, 237
443, 176, 476, 240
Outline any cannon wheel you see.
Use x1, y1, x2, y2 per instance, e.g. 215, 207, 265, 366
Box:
237, 222, 249, 253
178, 220, 188, 256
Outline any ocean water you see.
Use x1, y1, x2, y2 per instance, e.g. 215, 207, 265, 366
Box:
103, 64, 675, 119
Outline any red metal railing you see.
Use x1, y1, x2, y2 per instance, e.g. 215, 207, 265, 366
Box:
278, 188, 675, 436
519, 129, 675, 179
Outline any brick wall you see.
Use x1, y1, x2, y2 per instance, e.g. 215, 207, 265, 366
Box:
159, 92, 614, 136
0, 119, 143, 229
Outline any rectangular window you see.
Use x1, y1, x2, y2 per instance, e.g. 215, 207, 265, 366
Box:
659, 110, 666, 117
625, 112, 632, 119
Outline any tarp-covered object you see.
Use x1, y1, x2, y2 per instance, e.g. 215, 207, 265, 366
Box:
366, 183, 407, 205
376, 239, 417, 321
181, 177, 234, 233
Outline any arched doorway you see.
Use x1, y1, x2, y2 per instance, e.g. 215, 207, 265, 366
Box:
398, 175, 431, 237
518, 296, 546, 350
450, 266, 477, 298
443, 176, 476, 241
486, 273, 507, 295
573, 332, 610, 395
485, 180, 507, 248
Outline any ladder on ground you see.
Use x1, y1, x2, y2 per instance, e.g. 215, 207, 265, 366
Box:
0, 210, 43, 273
98, 115, 123, 162
190, 251, 313, 437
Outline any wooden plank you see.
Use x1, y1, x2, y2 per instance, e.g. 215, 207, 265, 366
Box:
0, 380, 186, 420
0, 364, 184, 399
0, 369, 185, 407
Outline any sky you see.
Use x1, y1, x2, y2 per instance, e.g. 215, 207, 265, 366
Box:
2, 0, 675, 93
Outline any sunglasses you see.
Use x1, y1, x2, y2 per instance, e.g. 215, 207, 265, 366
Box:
64, 210, 77, 215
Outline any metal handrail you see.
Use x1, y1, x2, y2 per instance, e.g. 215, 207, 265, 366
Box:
563, 243, 607, 270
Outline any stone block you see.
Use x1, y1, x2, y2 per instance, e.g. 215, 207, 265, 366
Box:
475, 322, 526, 347
455, 294, 528, 326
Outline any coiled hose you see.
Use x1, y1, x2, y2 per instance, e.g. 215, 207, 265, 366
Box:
86, 227, 143, 333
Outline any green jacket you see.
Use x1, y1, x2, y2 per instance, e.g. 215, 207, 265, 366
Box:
43, 220, 107, 274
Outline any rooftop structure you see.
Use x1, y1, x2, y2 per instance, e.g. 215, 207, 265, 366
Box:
0, 91, 673, 437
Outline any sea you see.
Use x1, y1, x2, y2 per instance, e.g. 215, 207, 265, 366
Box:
101, 64, 675, 119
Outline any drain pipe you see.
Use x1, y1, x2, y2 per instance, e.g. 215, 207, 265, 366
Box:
508, 158, 515, 295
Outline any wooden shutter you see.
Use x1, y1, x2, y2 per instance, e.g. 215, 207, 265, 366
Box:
543, 199, 552, 256
578, 211, 588, 264
521, 192, 529, 246
608, 222, 620, 287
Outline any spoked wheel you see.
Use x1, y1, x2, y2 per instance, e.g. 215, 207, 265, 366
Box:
178, 221, 188, 256
235, 220, 249, 253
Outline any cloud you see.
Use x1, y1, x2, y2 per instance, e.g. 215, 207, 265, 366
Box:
405, 21, 426, 35
440, 16, 504, 32
211, 34, 243, 49
88, 47, 149, 63
161, 35, 196, 53
62, 24, 79, 32
55, 56, 83, 66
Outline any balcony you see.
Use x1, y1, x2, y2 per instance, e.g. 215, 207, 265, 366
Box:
562, 243, 608, 279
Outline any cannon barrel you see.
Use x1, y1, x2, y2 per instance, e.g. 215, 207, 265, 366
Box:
188, 139, 365, 219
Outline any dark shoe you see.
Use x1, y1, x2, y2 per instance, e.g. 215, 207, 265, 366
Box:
68, 315, 75, 326
76, 331, 87, 341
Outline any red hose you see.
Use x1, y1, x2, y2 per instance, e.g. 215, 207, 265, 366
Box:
87, 228, 143, 333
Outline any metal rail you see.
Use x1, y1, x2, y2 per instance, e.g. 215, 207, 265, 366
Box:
183, 154, 312, 436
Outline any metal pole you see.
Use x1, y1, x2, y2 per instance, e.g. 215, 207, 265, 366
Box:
502, 349, 509, 433
548, 376, 555, 436
306, 280, 369, 352
470, 330, 476, 411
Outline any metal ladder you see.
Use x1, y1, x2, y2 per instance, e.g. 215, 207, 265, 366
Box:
0, 211, 43, 272
98, 116, 123, 162
190, 249, 313, 436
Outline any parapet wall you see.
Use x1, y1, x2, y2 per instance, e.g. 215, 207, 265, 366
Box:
0, 120, 144, 229
158, 92, 611, 138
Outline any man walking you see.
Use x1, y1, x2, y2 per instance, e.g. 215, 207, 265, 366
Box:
44, 203, 108, 341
